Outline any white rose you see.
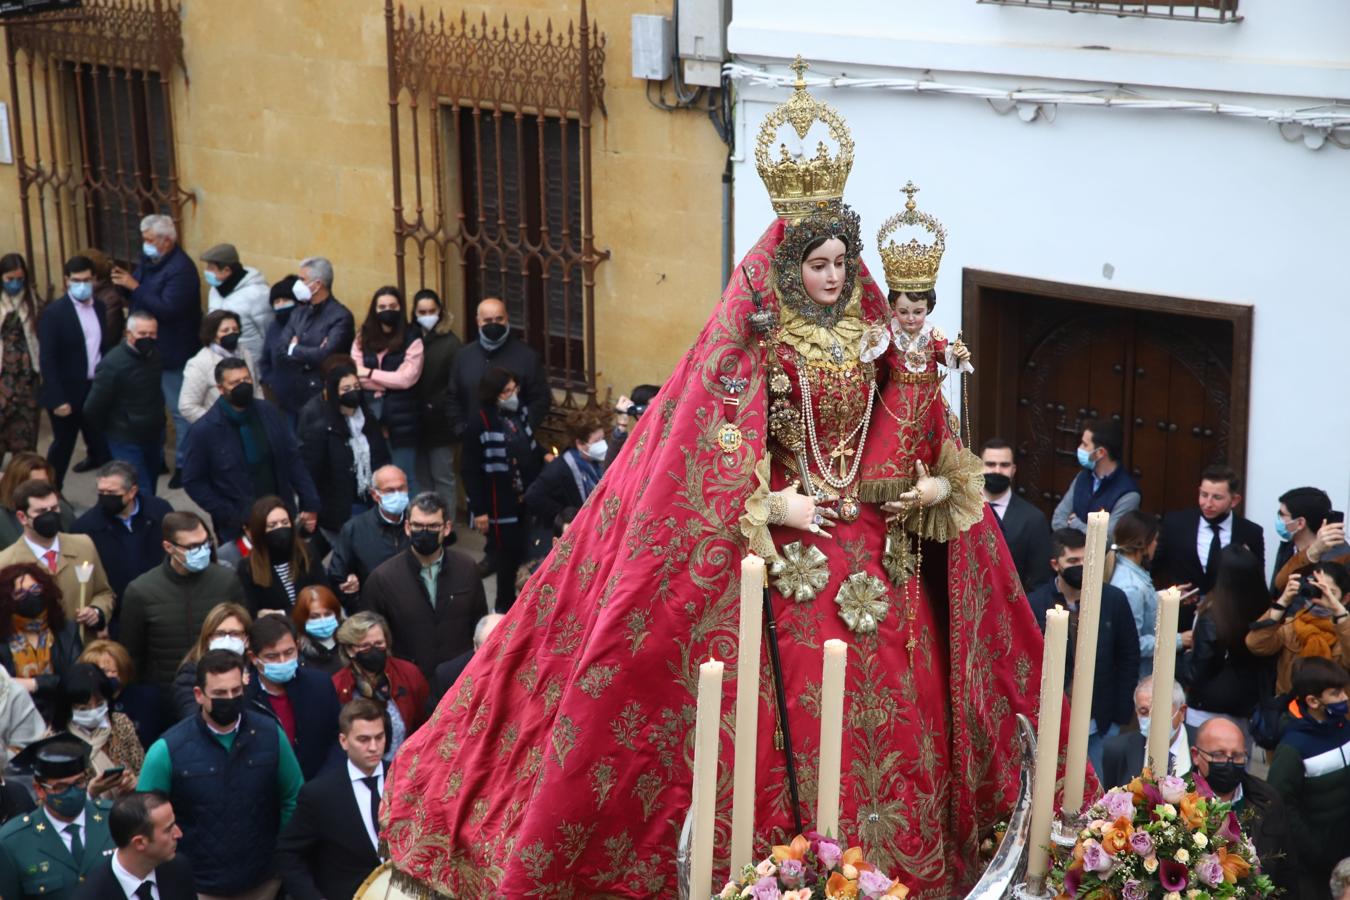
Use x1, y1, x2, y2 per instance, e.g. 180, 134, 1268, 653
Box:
1193, 832, 1208, 848
1143, 857, 1159, 874
1174, 848, 1190, 864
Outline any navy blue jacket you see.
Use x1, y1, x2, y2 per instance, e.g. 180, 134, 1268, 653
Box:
71, 493, 173, 599
275, 297, 355, 412
259, 313, 300, 409
246, 663, 342, 781
1026, 578, 1140, 734
1071, 466, 1141, 526
129, 245, 201, 371
36, 294, 109, 410
181, 397, 320, 541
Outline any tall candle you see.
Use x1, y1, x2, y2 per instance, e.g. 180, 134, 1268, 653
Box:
691, 658, 725, 898
1148, 588, 1182, 777
729, 555, 765, 876
1062, 510, 1109, 815
74, 561, 94, 610
1027, 606, 1069, 887
816, 639, 848, 838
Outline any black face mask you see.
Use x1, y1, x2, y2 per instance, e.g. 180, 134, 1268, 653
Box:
479, 322, 508, 342
354, 647, 387, 673
983, 473, 1011, 495
376, 309, 402, 328
1203, 760, 1245, 794
97, 493, 127, 517
31, 510, 61, 540
1059, 564, 1084, 592
15, 588, 44, 619
338, 390, 362, 410
273, 307, 293, 327
206, 695, 243, 727
219, 332, 241, 352
410, 529, 442, 556
227, 382, 254, 407
264, 527, 294, 558
133, 337, 157, 357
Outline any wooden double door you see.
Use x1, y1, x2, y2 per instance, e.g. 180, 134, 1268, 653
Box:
962, 271, 1253, 520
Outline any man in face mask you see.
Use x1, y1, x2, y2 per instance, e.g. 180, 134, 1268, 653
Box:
136, 650, 302, 899
71, 460, 173, 603
360, 492, 486, 681
979, 437, 1052, 592
275, 257, 355, 416
180, 358, 320, 563
117, 512, 246, 697
327, 465, 414, 602
1025, 528, 1140, 782
1269, 485, 1345, 597
1050, 418, 1142, 541
199, 243, 273, 363
81, 310, 165, 497
0, 736, 116, 899
1099, 675, 1188, 789
447, 297, 552, 442
523, 419, 609, 565
244, 615, 341, 781
0, 480, 114, 640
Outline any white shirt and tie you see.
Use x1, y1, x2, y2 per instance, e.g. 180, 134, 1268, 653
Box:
1196, 511, 1233, 574
111, 848, 160, 899
23, 534, 60, 574
348, 759, 384, 853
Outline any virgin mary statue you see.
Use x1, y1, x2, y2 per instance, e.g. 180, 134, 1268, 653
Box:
381, 61, 1057, 899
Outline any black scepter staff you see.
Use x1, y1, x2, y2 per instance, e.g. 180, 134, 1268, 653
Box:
763, 584, 804, 835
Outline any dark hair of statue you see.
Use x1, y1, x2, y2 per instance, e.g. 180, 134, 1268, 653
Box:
888, 287, 936, 313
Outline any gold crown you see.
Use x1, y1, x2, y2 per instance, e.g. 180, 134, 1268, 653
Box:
756, 57, 854, 220
877, 182, 947, 293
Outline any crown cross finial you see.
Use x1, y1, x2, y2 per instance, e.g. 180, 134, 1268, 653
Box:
790, 55, 809, 89
902, 181, 919, 211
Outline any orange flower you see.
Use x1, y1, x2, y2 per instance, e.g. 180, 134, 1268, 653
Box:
773, 835, 811, 863
1217, 846, 1252, 883
826, 871, 860, 899
884, 883, 909, 898
1125, 775, 1148, 805
1178, 792, 1206, 831
1100, 816, 1134, 856
839, 846, 874, 878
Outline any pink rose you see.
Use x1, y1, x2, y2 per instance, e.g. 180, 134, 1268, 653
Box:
816, 840, 842, 870
1081, 839, 1113, 874
858, 870, 895, 899
1159, 775, 1187, 805
1103, 790, 1137, 821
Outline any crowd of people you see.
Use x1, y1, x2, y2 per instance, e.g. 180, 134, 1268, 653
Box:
984, 424, 1349, 898
0, 215, 651, 899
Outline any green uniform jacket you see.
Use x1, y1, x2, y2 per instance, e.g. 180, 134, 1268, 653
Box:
0, 797, 115, 899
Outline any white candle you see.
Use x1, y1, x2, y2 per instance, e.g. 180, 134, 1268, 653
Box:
1062, 510, 1109, 815
816, 638, 848, 838
729, 554, 765, 876
691, 658, 725, 897
1148, 588, 1182, 777
1027, 606, 1069, 887
74, 561, 94, 610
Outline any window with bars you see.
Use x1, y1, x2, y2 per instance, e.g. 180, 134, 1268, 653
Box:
976, 0, 1241, 23
453, 105, 585, 387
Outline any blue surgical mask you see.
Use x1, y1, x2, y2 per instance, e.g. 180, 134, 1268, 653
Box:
143, 242, 161, 260
183, 544, 212, 573
262, 658, 298, 684
1137, 714, 1150, 738
1275, 516, 1293, 542
305, 617, 338, 640
68, 281, 94, 303
2, 278, 23, 296
44, 784, 86, 819
1076, 446, 1095, 470
1327, 700, 1350, 719
204, 270, 222, 288
378, 490, 409, 517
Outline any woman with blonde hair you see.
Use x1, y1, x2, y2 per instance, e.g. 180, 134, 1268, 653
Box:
80, 638, 162, 748
0, 452, 74, 546
332, 611, 427, 758
171, 601, 252, 720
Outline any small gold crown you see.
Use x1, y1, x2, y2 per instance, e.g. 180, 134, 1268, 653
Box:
877, 182, 947, 293
755, 56, 855, 220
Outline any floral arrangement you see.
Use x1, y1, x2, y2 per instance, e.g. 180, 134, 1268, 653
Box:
1051, 770, 1278, 899
716, 833, 910, 900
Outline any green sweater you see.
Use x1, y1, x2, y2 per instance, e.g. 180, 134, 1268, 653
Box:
138, 719, 302, 827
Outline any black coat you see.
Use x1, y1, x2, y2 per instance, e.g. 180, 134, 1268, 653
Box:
71, 493, 173, 600
362, 547, 485, 680
37, 294, 109, 411
274, 297, 355, 413
1179, 611, 1272, 718
1239, 772, 1301, 898
72, 852, 196, 900
244, 663, 343, 781
524, 451, 594, 528
412, 324, 462, 447
1026, 580, 1140, 735
993, 493, 1054, 593
361, 336, 422, 448
234, 548, 328, 618
297, 397, 392, 534
1099, 725, 1199, 790
275, 761, 385, 900
447, 336, 551, 436
82, 342, 164, 444
0, 620, 82, 718
1153, 509, 1265, 626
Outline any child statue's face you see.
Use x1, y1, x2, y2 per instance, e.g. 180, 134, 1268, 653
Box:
892, 295, 928, 335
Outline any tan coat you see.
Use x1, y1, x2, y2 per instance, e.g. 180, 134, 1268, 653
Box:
0, 532, 115, 640
1245, 610, 1350, 695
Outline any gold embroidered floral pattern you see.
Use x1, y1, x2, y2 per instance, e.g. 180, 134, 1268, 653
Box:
769, 541, 830, 602
834, 571, 889, 633
883, 527, 917, 587
578, 663, 620, 698
611, 701, 646, 751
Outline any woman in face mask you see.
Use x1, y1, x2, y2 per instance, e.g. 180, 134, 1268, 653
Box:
0, 252, 39, 459
297, 362, 392, 549
462, 367, 545, 613
1247, 560, 1350, 699
352, 286, 425, 495
236, 495, 326, 619
1106, 509, 1162, 679
408, 289, 463, 505
522, 419, 608, 563
179, 310, 260, 424
291, 584, 344, 676
0, 563, 82, 722
331, 612, 428, 759
260, 275, 305, 421
169, 602, 253, 721
78, 639, 162, 752
57, 662, 142, 798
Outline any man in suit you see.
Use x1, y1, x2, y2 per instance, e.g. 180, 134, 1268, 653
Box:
73, 791, 195, 900
0, 479, 115, 639
1100, 675, 1191, 789
1026, 528, 1140, 779
981, 438, 1053, 593
38, 255, 112, 488
1153, 464, 1265, 628
276, 698, 388, 900
0, 736, 116, 899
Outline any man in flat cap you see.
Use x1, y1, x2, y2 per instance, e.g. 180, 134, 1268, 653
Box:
0, 735, 115, 898
199, 243, 272, 363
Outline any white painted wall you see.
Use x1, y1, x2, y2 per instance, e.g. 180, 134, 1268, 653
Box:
727, 0, 1350, 563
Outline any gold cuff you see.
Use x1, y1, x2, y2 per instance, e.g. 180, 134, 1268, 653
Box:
767, 492, 789, 526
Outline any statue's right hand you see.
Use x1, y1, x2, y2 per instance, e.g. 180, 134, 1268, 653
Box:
773, 480, 836, 538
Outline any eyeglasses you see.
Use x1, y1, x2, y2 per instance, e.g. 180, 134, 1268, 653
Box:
211, 628, 246, 641
408, 523, 443, 534
1196, 748, 1247, 766
173, 540, 211, 553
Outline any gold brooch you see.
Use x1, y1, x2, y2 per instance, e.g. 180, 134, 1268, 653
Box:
717, 422, 744, 454
883, 528, 917, 587
835, 571, 889, 634
770, 541, 830, 602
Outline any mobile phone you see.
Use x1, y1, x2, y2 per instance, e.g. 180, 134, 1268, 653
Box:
100, 766, 125, 779
1328, 510, 1345, 525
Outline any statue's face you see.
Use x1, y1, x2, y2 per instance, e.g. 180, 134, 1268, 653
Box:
892, 295, 928, 335
800, 238, 847, 306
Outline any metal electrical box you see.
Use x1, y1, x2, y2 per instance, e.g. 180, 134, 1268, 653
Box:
631, 14, 673, 81
677, 0, 728, 87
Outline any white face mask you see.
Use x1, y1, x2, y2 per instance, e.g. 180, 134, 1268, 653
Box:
209, 635, 247, 656
585, 439, 608, 462
292, 279, 314, 302
71, 704, 108, 730
415, 313, 440, 331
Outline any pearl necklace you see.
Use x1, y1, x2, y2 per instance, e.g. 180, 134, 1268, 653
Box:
797, 362, 876, 490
